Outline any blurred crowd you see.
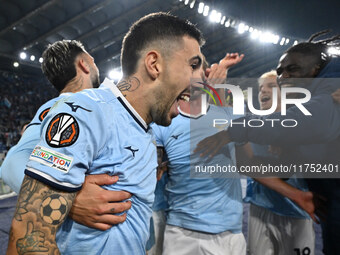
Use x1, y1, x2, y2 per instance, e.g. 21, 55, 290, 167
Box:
0, 71, 57, 156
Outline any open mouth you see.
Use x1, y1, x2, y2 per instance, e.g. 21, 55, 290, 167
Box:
260, 95, 271, 102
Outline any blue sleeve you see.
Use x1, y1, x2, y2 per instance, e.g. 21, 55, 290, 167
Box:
1, 126, 42, 193
229, 93, 340, 146
25, 93, 107, 192
1, 99, 58, 193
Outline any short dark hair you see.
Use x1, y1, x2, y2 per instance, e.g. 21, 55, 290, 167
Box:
41, 40, 86, 92
285, 30, 340, 71
121, 12, 205, 77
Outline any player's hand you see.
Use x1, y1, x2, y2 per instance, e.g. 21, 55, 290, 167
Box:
295, 191, 318, 223
220, 52, 244, 69
69, 174, 132, 231
157, 161, 168, 181
194, 130, 231, 158
205, 53, 244, 85
331, 88, 340, 104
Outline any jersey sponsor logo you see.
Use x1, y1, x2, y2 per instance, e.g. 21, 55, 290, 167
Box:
46, 113, 79, 147
124, 146, 139, 158
171, 133, 182, 140
65, 102, 92, 112
29, 146, 73, 172
39, 108, 51, 121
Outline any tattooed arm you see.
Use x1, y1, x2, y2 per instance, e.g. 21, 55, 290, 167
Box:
7, 175, 76, 255
156, 147, 168, 181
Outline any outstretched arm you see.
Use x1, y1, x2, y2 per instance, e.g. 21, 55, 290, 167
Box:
206, 53, 244, 106
254, 177, 317, 222
7, 175, 76, 254
236, 143, 317, 222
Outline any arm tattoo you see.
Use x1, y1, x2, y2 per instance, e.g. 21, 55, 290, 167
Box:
9, 175, 77, 255
14, 176, 38, 221
116, 77, 140, 96
157, 147, 164, 166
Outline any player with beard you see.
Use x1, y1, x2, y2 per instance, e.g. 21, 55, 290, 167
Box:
151, 53, 247, 255
1, 40, 133, 230
1, 40, 100, 193
7, 12, 204, 255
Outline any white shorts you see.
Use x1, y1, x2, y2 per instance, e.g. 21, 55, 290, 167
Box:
147, 210, 167, 255
163, 224, 246, 255
248, 203, 315, 255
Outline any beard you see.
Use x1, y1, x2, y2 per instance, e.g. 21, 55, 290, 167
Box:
90, 66, 100, 88
150, 88, 176, 126
151, 102, 172, 126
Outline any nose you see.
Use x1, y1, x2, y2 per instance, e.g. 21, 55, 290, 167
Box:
260, 85, 269, 94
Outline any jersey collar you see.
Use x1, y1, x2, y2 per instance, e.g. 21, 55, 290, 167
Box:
102, 78, 149, 132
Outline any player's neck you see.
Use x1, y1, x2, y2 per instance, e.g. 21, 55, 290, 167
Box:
61, 75, 92, 94
116, 76, 152, 124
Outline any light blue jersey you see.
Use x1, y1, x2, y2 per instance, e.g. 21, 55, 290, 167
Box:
151, 105, 243, 234
244, 143, 310, 218
0, 94, 69, 193
26, 79, 158, 255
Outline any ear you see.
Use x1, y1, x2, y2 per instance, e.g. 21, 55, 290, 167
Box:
311, 63, 321, 77
77, 55, 90, 74
144, 51, 161, 80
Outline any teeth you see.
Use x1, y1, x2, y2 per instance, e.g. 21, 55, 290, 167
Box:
180, 95, 190, 102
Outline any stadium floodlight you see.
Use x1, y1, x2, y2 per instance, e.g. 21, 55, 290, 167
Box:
13, 62, 19, 67
328, 47, 340, 56
249, 27, 254, 33
30, 55, 35, 61
184, 0, 189, 5
209, 10, 217, 22
39, 57, 43, 63
250, 29, 260, 39
19, 52, 27, 60
225, 19, 231, 27
272, 35, 280, 44
198, 2, 204, 13
220, 16, 226, 25
190, 0, 195, 8
203, 5, 209, 16
215, 12, 222, 23
293, 40, 298, 45
279, 37, 286, 46
285, 38, 290, 45
260, 32, 278, 44
108, 69, 123, 81
238, 23, 246, 34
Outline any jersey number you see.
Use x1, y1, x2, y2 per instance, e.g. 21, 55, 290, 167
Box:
294, 247, 311, 255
